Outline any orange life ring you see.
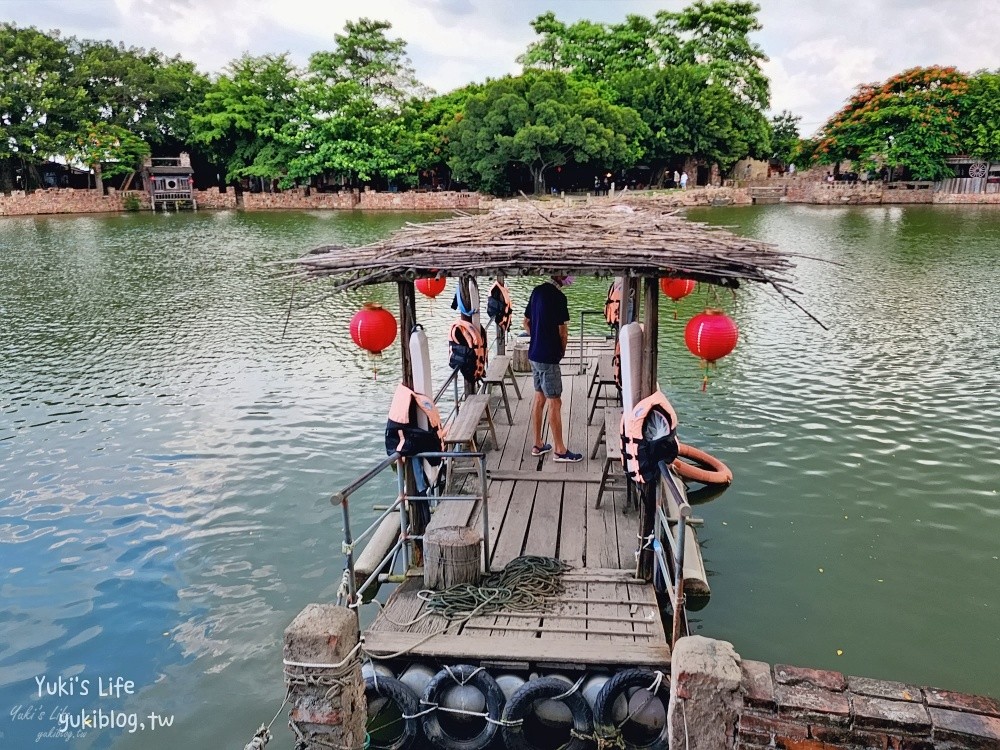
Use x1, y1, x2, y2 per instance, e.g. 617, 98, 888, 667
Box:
672, 442, 733, 486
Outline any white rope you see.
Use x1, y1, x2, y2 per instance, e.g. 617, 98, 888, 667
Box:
282, 641, 363, 671
444, 663, 485, 686
552, 674, 586, 701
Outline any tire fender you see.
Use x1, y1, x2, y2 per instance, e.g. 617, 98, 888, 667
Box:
421, 664, 505, 750
594, 669, 669, 750
501, 676, 593, 750
364, 675, 422, 750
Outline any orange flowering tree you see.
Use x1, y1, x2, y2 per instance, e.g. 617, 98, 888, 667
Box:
815, 66, 968, 180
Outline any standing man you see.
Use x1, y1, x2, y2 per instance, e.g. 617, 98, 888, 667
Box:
680, 170, 689, 189
523, 275, 583, 462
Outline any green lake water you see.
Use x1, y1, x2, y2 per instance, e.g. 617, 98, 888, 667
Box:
1, 205, 998, 748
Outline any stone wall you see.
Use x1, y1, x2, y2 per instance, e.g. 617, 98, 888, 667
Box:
616, 186, 752, 207
781, 181, 1000, 206
193, 189, 238, 210
0, 187, 491, 216
669, 636, 1000, 750
0, 188, 148, 216
241, 188, 490, 211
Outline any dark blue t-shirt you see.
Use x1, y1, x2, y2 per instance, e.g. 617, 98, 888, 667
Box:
524, 281, 569, 364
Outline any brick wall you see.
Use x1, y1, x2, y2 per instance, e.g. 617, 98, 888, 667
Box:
0, 188, 149, 216
193, 189, 238, 210
241, 188, 490, 211
737, 661, 1000, 750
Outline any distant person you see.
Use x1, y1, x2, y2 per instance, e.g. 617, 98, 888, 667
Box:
594, 176, 600, 195
523, 275, 582, 463
826, 171, 834, 184
788, 163, 796, 176
744, 163, 752, 180
680, 171, 689, 189
673, 170, 680, 187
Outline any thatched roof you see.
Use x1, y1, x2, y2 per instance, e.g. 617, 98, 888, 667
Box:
281, 201, 802, 303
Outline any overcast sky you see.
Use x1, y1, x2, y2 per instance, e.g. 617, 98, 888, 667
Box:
5, 0, 1000, 135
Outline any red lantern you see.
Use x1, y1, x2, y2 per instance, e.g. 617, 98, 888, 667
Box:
684, 309, 738, 390
415, 277, 447, 298
660, 277, 696, 301
350, 303, 397, 355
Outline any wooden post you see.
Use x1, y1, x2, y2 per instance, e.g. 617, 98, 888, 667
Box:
496, 274, 506, 355
424, 526, 483, 590
397, 281, 416, 389
397, 280, 424, 565
636, 277, 659, 581
640, 277, 658, 399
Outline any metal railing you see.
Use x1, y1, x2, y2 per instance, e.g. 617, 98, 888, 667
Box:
331, 449, 489, 606
577, 309, 611, 374
650, 459, 693, 646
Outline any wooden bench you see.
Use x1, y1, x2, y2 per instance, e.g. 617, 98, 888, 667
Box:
595, 406, 626, 509
443, 394, 497, 491
588, 353, 619, 425
481, 354, 521, 424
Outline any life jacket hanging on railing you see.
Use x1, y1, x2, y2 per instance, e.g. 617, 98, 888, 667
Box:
385, 384, 445, 463
486, 281, 513, 333
448, 319, 488, 382
620, 390, 680, 484
604, 279, 622, 330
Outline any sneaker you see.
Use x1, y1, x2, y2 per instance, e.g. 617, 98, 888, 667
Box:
553, 450, 583, 463
531, 443, 552, 457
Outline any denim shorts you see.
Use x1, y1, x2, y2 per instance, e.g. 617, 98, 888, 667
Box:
530, 360, 563, 398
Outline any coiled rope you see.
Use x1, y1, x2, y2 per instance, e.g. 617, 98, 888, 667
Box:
418, 555, 570, 620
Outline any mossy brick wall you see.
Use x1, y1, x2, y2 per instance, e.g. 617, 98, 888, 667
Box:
737, 661, 1000, 750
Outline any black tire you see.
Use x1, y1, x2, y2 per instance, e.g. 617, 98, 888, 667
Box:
594, 669, 669, 750
421, 664, 506, 750
501, 676, 593, 750
365, 675, 422, 750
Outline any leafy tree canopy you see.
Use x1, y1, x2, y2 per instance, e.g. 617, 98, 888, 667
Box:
769, 109, 800, 166
816, 66, 967, 180
960, 70, 1000, 161
188, 53, 301, 183
448, 70, 647, 195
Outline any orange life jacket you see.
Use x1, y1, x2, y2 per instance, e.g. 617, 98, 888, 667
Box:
487, 281, 513, 332
448, 319, 488, 382
604, 280, 622, 329
385, 384, 445, 463
620, 391, 679, 484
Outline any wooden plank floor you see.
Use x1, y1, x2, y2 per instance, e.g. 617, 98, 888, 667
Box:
366, 341, 673, 668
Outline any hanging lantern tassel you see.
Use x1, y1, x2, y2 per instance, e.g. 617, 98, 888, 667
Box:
684, 309, 738, 391
350, 303, 398, 381
660, 277, 697, 320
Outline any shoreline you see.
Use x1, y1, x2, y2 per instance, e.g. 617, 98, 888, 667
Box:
7, 183, 1000, 219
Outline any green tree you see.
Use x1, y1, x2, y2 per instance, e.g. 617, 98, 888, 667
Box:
70, 39, 208, 173
961, 70, 1000, 161
72, 121, 150, 192
283, 19, 429, 187
189, 53, 301, 184
448, 70, 646, 195
658, 1, 769, 112
816, 66, 967, 180
0, 24, 84, 191
612, 65, 765, 184
308, 18, 427, 111
518, 12, 660, 79
769, 110, 801, 167
402, 85, 481, 188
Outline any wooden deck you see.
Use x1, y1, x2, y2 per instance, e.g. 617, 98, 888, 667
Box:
364, 339, 673, 669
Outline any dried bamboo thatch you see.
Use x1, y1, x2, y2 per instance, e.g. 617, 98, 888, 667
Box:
279, 201, 804, 306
